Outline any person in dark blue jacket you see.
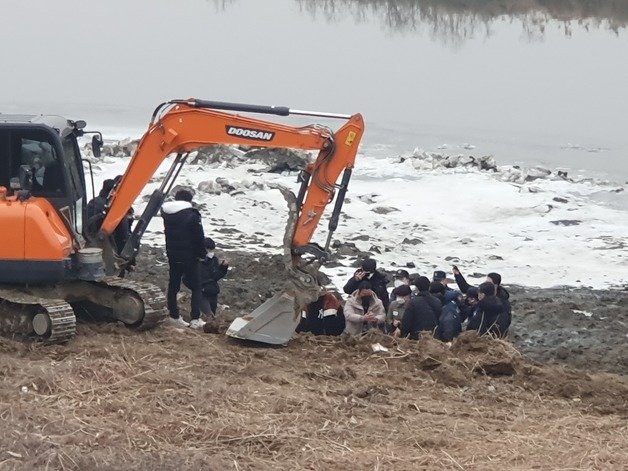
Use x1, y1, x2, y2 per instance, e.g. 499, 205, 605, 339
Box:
453, 266, 511, 335
429, 282, 462, 342
196, 238, 229, 317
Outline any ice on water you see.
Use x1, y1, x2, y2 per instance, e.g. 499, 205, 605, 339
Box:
87, 140, 628, 291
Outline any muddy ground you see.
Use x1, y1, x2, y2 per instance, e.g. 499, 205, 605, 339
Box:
132, 245, 628, 375
0, 325, 626, 470
0, 245, 626, 470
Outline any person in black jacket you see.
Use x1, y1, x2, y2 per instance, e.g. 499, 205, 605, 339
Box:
429, 282, 462, 342
198, 237, 229, 317
86, 177, 133, 252
295, 290, 345, 336
161, 189, 206, 329
460, 286, 480, 323
400, 276, 442, 340
467, 281, 508, 337
485, 272, 512, 334
453, 266, 512, 335
343, 259, 390, 311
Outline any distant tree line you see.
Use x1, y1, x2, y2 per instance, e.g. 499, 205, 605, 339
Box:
295, 0, 628, 41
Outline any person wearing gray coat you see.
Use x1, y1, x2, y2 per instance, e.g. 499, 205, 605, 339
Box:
344, 281, 386, 335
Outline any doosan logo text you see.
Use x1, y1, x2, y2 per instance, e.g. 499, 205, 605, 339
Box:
225, 126, 275, 141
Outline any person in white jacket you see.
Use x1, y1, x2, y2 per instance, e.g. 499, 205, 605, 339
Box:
343, 281, 386, 335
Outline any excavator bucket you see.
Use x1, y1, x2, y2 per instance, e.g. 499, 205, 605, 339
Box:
226, 293, 298, 345
226, 185, 321, 345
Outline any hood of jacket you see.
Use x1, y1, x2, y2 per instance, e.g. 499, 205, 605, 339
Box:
161, 200, 193, 215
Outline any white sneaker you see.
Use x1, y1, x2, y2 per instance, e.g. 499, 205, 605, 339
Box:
167, 316, 190, 328
189, 319, 206, 330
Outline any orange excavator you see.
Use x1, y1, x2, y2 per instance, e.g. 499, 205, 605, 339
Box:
0, 99, 364, 345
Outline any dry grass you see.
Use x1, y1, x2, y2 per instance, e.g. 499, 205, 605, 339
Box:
0, 326, 626, 470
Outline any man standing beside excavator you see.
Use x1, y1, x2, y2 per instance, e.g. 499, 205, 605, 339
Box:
161, 189, 207, 329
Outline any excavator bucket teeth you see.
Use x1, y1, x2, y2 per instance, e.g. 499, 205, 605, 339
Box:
226, 293, 298, 345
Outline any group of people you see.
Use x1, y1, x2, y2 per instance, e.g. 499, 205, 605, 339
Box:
298, 258, 512, 342
87, 185, 228, 330
89, 179, 511, 341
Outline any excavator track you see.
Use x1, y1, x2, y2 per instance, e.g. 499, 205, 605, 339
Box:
0, 288, 76, 344
92, 276, 167, 330
0, 277, 166, 345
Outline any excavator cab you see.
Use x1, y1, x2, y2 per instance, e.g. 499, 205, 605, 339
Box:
0, 116, 96, 283
0, 115, 165, 343
0, 117, 88, 237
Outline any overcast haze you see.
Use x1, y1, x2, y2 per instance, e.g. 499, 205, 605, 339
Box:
1, 0, 627, 178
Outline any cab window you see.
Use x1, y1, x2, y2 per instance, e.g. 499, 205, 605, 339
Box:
16, 130, 65, 197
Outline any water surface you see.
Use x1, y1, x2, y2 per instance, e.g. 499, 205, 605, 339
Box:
0, 0, 626, 179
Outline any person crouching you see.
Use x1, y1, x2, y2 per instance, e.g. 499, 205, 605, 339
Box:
344, 281, 386, 335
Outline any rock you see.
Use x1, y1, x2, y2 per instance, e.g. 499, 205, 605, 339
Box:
335, 242, 360, 256
372, 206, 399, 215
170, 185, 195, 197
216, 227, 242, 234
215, 177, 230, 187
476, 155, 497, 171
244, 148, 311, 173
358, 194, 379, 204
525, 166, 552, 181
191, 145, 246, 166
458, 155, 475, 166
99, 139, 139, 158
324, 261, 344, 268
197, 180, 221, 195
550, 220, 582, 226
553, 197, 569, 203
443, 154, 461, 168
352, 235, 370, 241
406, 262, 416, 268
402, 238, 423, 245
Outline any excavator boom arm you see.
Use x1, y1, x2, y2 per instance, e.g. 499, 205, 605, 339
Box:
100, 100, 364, 250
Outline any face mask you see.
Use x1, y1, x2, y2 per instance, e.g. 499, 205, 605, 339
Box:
394, 279, 405, 288
207, 252, 215, 258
